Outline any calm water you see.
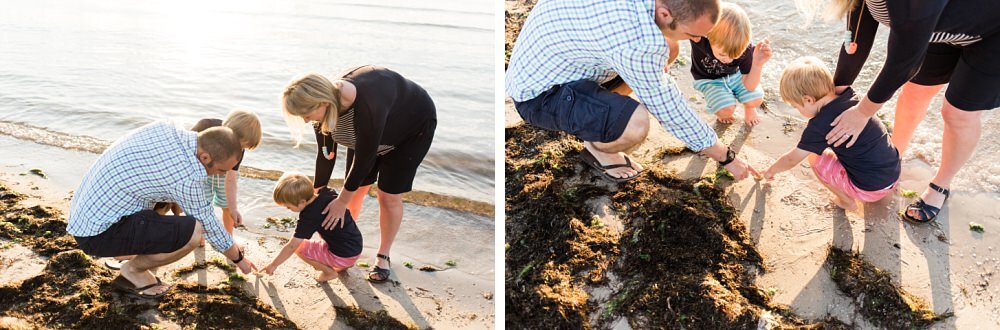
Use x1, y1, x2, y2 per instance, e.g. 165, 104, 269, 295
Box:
0, 0, 495, 203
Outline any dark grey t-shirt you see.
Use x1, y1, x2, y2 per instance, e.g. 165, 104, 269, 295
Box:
796, 88, 900, 191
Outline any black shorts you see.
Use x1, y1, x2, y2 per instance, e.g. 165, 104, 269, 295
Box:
73, 210, 197, 258
910, 33, 1000, 111
513, 79, 639, 143
346, 118, 436, 194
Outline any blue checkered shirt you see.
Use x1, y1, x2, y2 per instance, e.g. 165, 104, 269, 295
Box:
505, 0, 717, 151
67, 121, 234, 252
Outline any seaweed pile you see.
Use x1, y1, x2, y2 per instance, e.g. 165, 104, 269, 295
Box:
505, 125, 847, 329
826, 247, 952, 328
334, 306, 420, 330
505, 125, 620, 327
0, 183, 297, 329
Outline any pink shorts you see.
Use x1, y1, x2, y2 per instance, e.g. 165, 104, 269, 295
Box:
298, 239, 360, 270
811, 150, 896, 203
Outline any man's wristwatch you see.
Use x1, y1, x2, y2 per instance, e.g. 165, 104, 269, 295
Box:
718, 147, 736, 166
231, 248, 244, 264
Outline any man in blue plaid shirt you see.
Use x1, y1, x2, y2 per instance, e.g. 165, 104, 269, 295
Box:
68, 121, 257, 298
507, 0, 758, 181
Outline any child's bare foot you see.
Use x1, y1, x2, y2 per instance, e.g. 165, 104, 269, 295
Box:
830, 195, 858, 211
744, 107, 761, 126
314, 270, 338, 282
715, 106, 737, 124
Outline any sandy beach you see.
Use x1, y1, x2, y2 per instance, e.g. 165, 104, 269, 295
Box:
505, 0, 1000, 328
0, 134, 495, 329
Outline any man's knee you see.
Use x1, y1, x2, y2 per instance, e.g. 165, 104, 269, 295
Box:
621, 104, 650, 143
185, 222, 204, 249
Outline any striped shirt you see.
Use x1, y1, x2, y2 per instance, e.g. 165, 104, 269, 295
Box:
865, 0, 981, 46
505, 0, 717, 151
67, 121, 234, 253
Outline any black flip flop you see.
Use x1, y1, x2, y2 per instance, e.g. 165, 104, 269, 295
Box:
104, 259, 125, 270
902, 182, 950, 224
112, 275, 171, 299
368, 254, 392, 283
579, 148, 643, 183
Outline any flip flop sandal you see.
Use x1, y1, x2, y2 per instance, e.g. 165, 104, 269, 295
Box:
112, 275, 171, 299
902, 182, 950, 225
104, 259, 125, 270
368, 254, 392, 283
579, 148, 643, 183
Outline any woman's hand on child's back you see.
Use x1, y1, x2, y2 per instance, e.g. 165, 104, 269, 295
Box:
321, 197, 349, 230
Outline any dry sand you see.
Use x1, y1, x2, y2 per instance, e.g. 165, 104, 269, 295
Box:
0, 135, 494, 329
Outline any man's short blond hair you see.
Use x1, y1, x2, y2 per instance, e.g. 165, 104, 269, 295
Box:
223, 110, 262, 150
707, 2, 751, 59
779, 56, 835, 106
273, 172, 315, 206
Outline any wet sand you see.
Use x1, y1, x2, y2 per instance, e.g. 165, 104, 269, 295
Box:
0, 135, 495, 329
505, 0, 999, 327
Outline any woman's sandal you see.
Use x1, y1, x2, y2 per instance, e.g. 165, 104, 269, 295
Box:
902, 182, 950, 224
368, 254, 392, 283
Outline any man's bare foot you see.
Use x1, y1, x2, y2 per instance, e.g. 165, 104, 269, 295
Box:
315, 270, 338, 282
744, 107, 761, 126
715, 106, 737, 124
830, 194, 858, 211
583, 143, 643, 179
120, 262, 171, 296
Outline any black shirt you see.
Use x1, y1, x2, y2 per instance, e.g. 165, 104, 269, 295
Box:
796, 88, 900, 191
834, 0, 1000, 103
190, 118, 244, 171
313, 65, 437, 191
689, 38, 755, 80
293, 188, 363, 258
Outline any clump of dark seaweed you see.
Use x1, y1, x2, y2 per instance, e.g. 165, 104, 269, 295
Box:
0, 184, 298, 329
334, 306, 419, 330
505, 124, 848, 329
505, 125, 619, 328
826, 247, 952, 328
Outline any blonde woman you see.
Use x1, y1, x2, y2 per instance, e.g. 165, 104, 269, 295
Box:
819, 0, 1000, 224
282, 65, 436, 283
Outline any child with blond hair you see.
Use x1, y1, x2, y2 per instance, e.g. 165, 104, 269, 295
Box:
191, 110, 262, 233
689, 2, 772, 126
762, 57, 900, 210
261, 173, 363, 282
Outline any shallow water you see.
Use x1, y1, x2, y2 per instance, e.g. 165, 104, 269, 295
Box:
0, 0, 494, 204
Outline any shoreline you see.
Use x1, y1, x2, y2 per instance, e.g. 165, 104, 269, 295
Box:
0, 120, 494, 217
0, 136, 495, 329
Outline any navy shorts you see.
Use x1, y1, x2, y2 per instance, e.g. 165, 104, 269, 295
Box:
513, 79, 639, 143
910, 33, 1000, 111
73, 210, 197, 258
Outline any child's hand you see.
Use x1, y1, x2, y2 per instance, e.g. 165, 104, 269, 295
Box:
753, 38, 772, 65
761, 166, 777, 181
262, 264, 276, 276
